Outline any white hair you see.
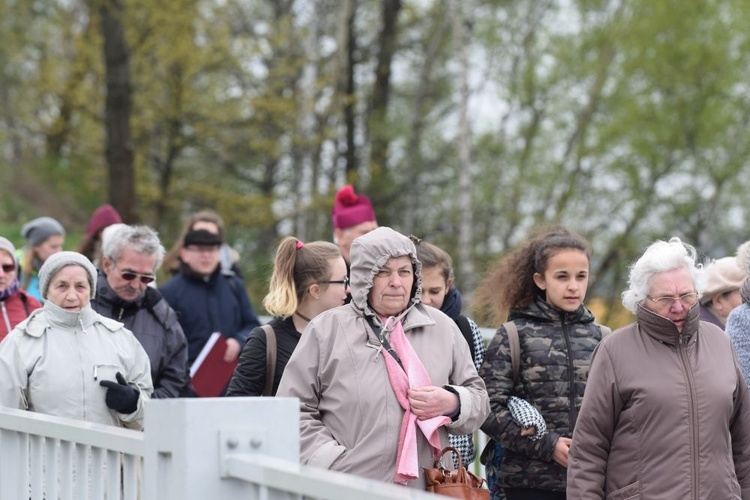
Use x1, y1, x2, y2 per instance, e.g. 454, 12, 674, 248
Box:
621, 237, 707, 313
103, 225, 166, 270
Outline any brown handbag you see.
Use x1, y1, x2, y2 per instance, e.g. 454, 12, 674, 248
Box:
423, 446, 489, 499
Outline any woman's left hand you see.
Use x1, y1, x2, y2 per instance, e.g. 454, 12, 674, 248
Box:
408, 386, 458, 420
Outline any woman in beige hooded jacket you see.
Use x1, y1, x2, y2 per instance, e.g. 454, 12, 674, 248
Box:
567, 237, 750, 499
277, 226, 489, 489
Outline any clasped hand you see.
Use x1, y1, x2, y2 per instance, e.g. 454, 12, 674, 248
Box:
407, 386, 458, 420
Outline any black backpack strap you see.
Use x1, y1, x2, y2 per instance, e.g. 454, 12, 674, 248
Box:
19, 292, 30, 316
454, 315, 476, 363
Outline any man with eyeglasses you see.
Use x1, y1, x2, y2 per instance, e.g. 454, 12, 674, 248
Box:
160, 228, 260, 396
91, 225, 189, 399
0, 236, 41, 340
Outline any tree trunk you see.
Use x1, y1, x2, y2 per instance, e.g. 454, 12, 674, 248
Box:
453, 2, 476, 299
100, 0, 135, 222
369, 0, 401, 176
334, 0, 358, 181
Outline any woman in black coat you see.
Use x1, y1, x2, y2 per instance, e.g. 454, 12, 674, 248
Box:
227, 238, 348, 396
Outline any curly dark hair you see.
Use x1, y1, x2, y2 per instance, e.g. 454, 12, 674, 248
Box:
475, 225, 591, 324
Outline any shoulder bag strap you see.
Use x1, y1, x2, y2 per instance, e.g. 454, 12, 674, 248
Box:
19, 292, 30, 317
261, 324, 277, 396
503, 321, 521, 386
365, 315, 405, 372
454, 315, 476, 362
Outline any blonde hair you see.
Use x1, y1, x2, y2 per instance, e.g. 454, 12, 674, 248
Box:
262, 238, 342, 317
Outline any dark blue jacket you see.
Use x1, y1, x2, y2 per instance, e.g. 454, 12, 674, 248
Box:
160, 268, 260, 364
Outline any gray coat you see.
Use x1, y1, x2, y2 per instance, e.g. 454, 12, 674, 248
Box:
568, 304, 750, 499
276, 227, 490, 488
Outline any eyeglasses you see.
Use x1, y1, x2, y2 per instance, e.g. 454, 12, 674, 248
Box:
120, 271, 156, 285
647, 292, 700, 308
320, 276, 350, 288
1, 264, 15, 273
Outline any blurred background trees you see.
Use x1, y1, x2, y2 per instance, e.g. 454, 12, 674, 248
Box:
2, 0, 749, 324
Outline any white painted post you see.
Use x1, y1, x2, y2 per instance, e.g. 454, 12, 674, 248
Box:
0, 430, 27, 499
142, 397, 299, 500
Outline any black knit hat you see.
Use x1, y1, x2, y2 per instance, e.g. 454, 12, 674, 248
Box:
183, 229, 222, 247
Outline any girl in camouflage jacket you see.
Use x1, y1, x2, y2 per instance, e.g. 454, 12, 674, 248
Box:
475, 226, 607, 500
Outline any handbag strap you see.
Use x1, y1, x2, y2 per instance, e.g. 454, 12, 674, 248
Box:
434, 446, 463, 470
261, 324, 277, 396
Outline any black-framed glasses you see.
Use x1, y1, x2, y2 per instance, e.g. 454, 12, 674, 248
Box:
120, 271, 156, 285
320, 276, 350, 288
647, 292, 700, 308
1, 264, 16, 273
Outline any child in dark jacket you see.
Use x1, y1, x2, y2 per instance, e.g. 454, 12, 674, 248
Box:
475, 226, 607, 500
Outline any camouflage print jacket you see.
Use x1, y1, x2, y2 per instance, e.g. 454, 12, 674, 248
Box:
479, 298, 605, 492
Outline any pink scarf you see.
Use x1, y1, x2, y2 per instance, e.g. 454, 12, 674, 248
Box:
381, 317, 450, 485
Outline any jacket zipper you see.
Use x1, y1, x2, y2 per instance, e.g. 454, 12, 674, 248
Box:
562, 318, 577, 428
75, 314, 87, 422
677, 333, 698, 500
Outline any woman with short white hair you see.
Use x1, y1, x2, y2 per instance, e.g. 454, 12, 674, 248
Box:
568, 237, 750, 499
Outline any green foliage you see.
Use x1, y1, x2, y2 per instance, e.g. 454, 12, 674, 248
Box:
3, 0, 750, 325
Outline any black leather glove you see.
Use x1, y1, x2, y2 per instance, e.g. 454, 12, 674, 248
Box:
99, 372, 140, 414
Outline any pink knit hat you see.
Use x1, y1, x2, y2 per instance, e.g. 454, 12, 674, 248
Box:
331, 185, 376, 230
85, 204, 122, 237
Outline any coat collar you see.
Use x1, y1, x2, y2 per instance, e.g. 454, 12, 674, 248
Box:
509, 297, 595, 326
635, 301, 700, 346
20, 301, 122, 338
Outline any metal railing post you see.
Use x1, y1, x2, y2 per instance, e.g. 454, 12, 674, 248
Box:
142, 397, 299, 500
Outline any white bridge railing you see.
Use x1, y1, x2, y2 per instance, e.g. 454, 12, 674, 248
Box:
0, 398, 441, 500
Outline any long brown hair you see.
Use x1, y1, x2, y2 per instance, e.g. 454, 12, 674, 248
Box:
474, 226, 591, 324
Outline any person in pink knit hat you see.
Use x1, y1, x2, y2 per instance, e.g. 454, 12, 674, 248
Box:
331, 185, 378, 265
79, 204, 122, 266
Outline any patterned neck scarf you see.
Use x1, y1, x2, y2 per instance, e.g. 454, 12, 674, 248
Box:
0, 279, 20, 301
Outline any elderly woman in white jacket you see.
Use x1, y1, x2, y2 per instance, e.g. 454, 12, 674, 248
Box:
0, 251, 152, 429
